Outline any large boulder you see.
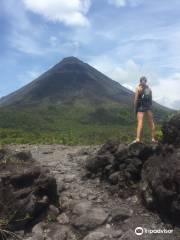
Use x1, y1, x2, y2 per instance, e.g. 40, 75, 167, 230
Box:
86, 140, 158, 197
86, 139, 119, 174
141, 144, 180, 224
0, 148, 58, 231
162, 113, 180, 147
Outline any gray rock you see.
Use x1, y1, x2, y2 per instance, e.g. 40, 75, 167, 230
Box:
110, 206, 133, 222
112, 230, 123, 238
79, 192, 88, 198
83, 231, 108, 240
59, 196, 71, 210
64, 174, 76, 183
31, 222, 44, 240
88, 195, 97, 201
49, 205, 59, 215
119, 229, 139, 240
72, 207, 109, 231
57, 213, 70, 224
45, 224, 72, 240
72, 200, 92, 215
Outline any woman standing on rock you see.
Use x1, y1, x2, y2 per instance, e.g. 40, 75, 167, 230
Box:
133, 76, 157, 143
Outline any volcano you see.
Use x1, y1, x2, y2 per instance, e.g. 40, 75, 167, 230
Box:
0, 56, 134, 107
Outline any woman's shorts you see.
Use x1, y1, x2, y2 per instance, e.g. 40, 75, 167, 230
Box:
136, 105, 152, 112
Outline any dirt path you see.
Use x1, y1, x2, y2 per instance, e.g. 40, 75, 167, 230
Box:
8, 144, 180, 240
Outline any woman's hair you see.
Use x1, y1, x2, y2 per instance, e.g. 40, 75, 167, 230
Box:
140, 76, 147, 83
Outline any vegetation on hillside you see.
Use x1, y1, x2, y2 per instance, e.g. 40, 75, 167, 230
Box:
0, 102, 171, 145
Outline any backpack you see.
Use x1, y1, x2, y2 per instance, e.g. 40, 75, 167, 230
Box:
139, 86, 152, 105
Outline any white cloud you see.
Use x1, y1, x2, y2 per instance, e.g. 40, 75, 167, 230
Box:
2, 0, 46, 55
108, 0, 143, 7
89, 55, 147, 88
122, 83, 134, 91
108, 0, 127, 7
2, 0, 31, 31
23, 0, 91, 26
152, 73, 180, 109
49, 36, 59, 48
3, 0, 84, 55
9, 32, 44, 55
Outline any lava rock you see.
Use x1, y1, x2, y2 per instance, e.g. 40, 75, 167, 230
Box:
86, 152, 115, 174
86, 140, 156, 196
141, 146, 180, 224
0, 148, 59, 231
14, 151, 33, 162
162, 113, 180, 147
97, 139, 121, 155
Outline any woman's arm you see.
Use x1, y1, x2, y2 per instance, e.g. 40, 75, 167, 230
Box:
134, 86, 139, 108
150, 88, 152, 105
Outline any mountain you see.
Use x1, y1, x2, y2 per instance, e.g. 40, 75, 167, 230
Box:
0, 57, 174, 144
0, 57, 133, 107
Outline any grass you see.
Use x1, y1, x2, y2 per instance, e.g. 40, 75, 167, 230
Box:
0, 102, 171, 145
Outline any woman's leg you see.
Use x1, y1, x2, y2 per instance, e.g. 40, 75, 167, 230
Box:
146, 110, 156, 140
136, 112, 144, 141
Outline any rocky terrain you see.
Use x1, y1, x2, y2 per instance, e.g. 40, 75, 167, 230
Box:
1, 113, 180, 240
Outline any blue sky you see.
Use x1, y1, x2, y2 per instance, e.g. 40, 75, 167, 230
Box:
1, 0, 180, 109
